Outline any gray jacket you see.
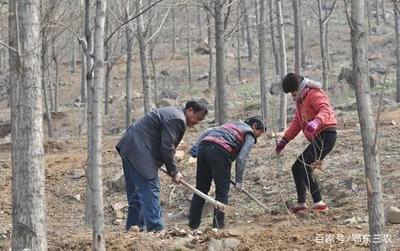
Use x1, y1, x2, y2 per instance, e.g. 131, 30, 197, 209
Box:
116, 106, 187, 180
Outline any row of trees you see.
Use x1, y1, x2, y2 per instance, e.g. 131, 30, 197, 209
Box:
3, 0, 399, 250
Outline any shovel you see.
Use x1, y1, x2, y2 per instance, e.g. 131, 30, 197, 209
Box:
230, 179, 270, 212
161, 168, 234, 213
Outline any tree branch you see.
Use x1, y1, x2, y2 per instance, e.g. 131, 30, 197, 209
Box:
0, 40, 17, 52
105, 0, 165, 45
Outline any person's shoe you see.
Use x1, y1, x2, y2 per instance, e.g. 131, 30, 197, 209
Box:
291, 203, 308, 213
312, 201, 329, 212
191, 228, 203, 235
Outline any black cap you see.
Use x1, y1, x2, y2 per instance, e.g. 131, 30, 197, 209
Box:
282, 73, 303, 93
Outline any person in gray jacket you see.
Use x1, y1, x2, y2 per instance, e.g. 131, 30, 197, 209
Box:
188, 116, 265, 230
116, 101, 208, 232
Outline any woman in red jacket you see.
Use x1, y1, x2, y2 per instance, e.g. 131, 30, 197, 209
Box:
275, 73, 337, 213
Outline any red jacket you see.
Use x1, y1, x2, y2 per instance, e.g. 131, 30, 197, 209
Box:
283, 87, 337, 142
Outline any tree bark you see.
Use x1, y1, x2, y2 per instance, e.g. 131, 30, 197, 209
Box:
350, 1, 386, 250
214, 0, 227, 124
381, 0, 386, 24
258, 0, 268, 125
276, 0, 287, 131
10, 0, 47, 249
91, 0, 107, 250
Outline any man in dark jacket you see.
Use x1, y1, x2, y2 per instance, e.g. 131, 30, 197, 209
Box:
116, 101, 208, 232
188, 116, 265, 230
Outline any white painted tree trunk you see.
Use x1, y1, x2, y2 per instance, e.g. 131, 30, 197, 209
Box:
258, 0, 268, 125
91, 0, 107, 250
350, 1, 386, 250
276, 0, 287, 131
9, 0, 47, 249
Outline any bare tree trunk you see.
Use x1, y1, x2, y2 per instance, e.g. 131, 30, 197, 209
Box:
207, 9, 213, 90
43, 80, 53, 138
71, 40, 76, 73
375, 0, 380, 26
381, 0, 386, 24
124, 3, 133, 127
317, 0, 329, 89
214, 0, 227, 124
104, 64, 111, 115
349, 1, 386, 250
258, 0, 268, 125
300, 5, 306, 69
84, 0, 95, 226
197, 5, 203, 39
51, 35, 59, 112
186, 4, 193, 90
41, 29, 53, 138
366, 0, 372, 34
172, 8, 176, 57
241, 0, 253, 61
90, 0, 106, 250
104, 8, 110, 115
137, 0, 152, 113
81, 46, 87, 103
9, 0, 47, 249
276, 0, 287, 131
236, 28, 242, 82
395, 3, 400, 103
324, 0, 331, 70
293, 0, 301, 74
268, 0, 280, 82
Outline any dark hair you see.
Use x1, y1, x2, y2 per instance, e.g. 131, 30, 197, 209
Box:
244, 116, 266, 131
282, 73, 303, 93
185, 100, 208, 115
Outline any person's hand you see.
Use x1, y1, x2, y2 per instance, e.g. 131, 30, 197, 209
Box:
172, 172, 183, 184
189, 145, 198, 158
235, 182, 244, 191
305, 119, 319, 134
275, 139, 288, 153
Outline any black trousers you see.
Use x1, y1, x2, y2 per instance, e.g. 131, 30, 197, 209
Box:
292, 129, 337, 204
188, 143, 232, 229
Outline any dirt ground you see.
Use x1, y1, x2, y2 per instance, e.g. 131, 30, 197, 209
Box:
1, 1, 400, 250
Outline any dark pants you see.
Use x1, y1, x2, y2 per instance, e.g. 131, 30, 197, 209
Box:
292, 130, 337, 204
121, 155, 165, 232
188, 143, 232, 229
